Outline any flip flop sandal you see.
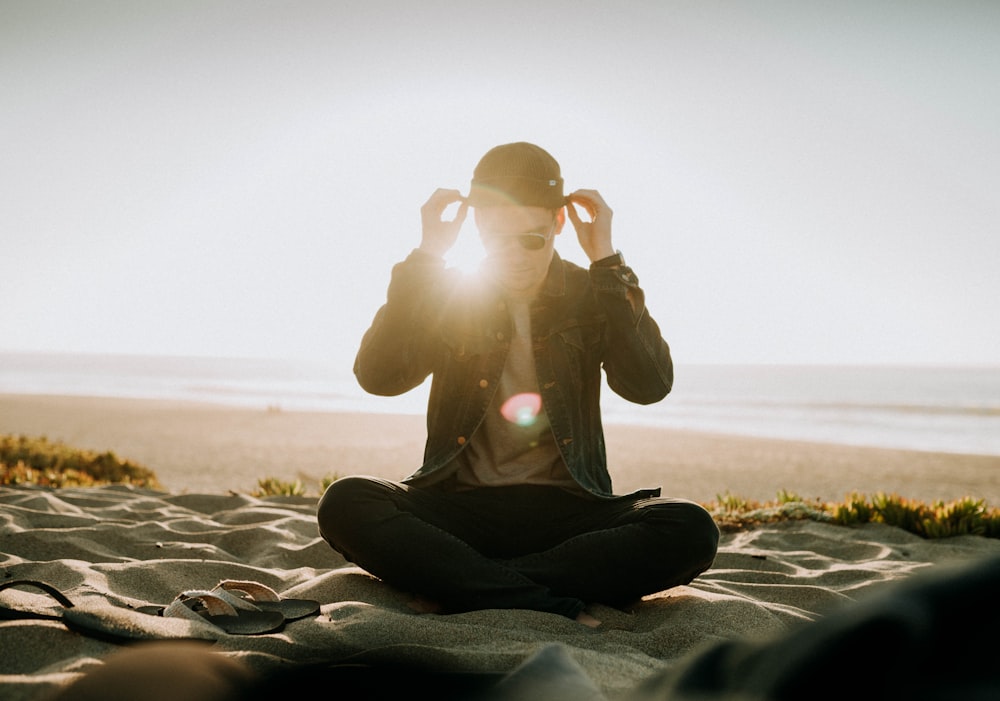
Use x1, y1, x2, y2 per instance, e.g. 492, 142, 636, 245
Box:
211, 579, 321, 622
0, 580, 221, 643
63, 602, 223, 644
0, 579, 75, 620
139, 590, 285, 635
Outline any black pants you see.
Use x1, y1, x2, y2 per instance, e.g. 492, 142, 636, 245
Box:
316, 475, 720, 619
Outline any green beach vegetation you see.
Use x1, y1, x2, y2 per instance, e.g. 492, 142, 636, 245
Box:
706, 489, 1000, 539
3, 433, 998, 539
1, 434, 161, 490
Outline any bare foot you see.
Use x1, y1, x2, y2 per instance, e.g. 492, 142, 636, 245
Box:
575, 610, 602, 628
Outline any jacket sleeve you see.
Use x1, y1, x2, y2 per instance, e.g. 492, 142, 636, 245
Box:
353, 249, 452, 396
590, 261, 674, 404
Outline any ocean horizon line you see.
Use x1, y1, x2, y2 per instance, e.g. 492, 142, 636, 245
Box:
3, 348, 999, 368
2, 351, 999, 458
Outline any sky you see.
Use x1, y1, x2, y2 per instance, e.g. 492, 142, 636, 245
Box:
3, 0, 999, 369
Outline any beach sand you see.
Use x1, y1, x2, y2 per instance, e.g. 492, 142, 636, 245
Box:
2, 393, 1000, 700
2, 393, 998, 504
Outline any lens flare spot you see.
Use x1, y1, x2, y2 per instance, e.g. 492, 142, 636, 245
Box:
500, 392, 542, 427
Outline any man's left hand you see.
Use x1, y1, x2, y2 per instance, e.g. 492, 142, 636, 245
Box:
566, 189, 617, 262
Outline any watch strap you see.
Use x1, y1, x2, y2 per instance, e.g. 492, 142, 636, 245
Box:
591, 250, 625, 268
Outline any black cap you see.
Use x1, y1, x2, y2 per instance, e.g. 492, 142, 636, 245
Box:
467, 142, 565, 208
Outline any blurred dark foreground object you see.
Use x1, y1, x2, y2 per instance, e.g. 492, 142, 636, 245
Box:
629, 553, 1000, 701
50, 554, 1000, 701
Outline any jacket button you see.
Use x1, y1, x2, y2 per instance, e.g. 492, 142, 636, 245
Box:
495, 332, 505, 341
479, 379, 489, 388
457, 436, 467, 445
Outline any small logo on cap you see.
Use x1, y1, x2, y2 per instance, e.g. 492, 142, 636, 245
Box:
548, 180, 557, 186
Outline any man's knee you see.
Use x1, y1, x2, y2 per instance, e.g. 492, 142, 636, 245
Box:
317, 475, 381, 542
691, 502, 720, 569
649, 499, 720, 569
681, 500, 720, 565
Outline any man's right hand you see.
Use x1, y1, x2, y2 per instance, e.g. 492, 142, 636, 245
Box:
419, 188, 468, 258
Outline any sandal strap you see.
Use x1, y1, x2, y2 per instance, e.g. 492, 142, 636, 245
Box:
164, 590, 238, 620
214, 579, 281, 604
0, 579, 74, 608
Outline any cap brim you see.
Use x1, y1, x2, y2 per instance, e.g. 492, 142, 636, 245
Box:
468, 176, 566, 208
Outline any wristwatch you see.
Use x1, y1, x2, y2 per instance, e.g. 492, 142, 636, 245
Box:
591, 250, 625, 268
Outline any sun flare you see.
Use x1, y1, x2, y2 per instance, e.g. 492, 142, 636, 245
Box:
444, 223, 487, 274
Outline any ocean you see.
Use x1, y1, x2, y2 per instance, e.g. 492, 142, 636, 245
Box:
2, 352, 999, 457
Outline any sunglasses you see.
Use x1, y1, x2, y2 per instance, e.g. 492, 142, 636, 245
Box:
480, 220, 556, 252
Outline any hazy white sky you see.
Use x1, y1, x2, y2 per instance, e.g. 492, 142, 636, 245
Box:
3, 0, 998, 368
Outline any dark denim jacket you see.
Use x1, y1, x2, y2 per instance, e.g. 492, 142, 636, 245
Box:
354, 249, 673, 498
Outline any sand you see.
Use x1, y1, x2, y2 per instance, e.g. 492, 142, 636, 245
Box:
2, 393, 1000, 700
3, 486, 999, 701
